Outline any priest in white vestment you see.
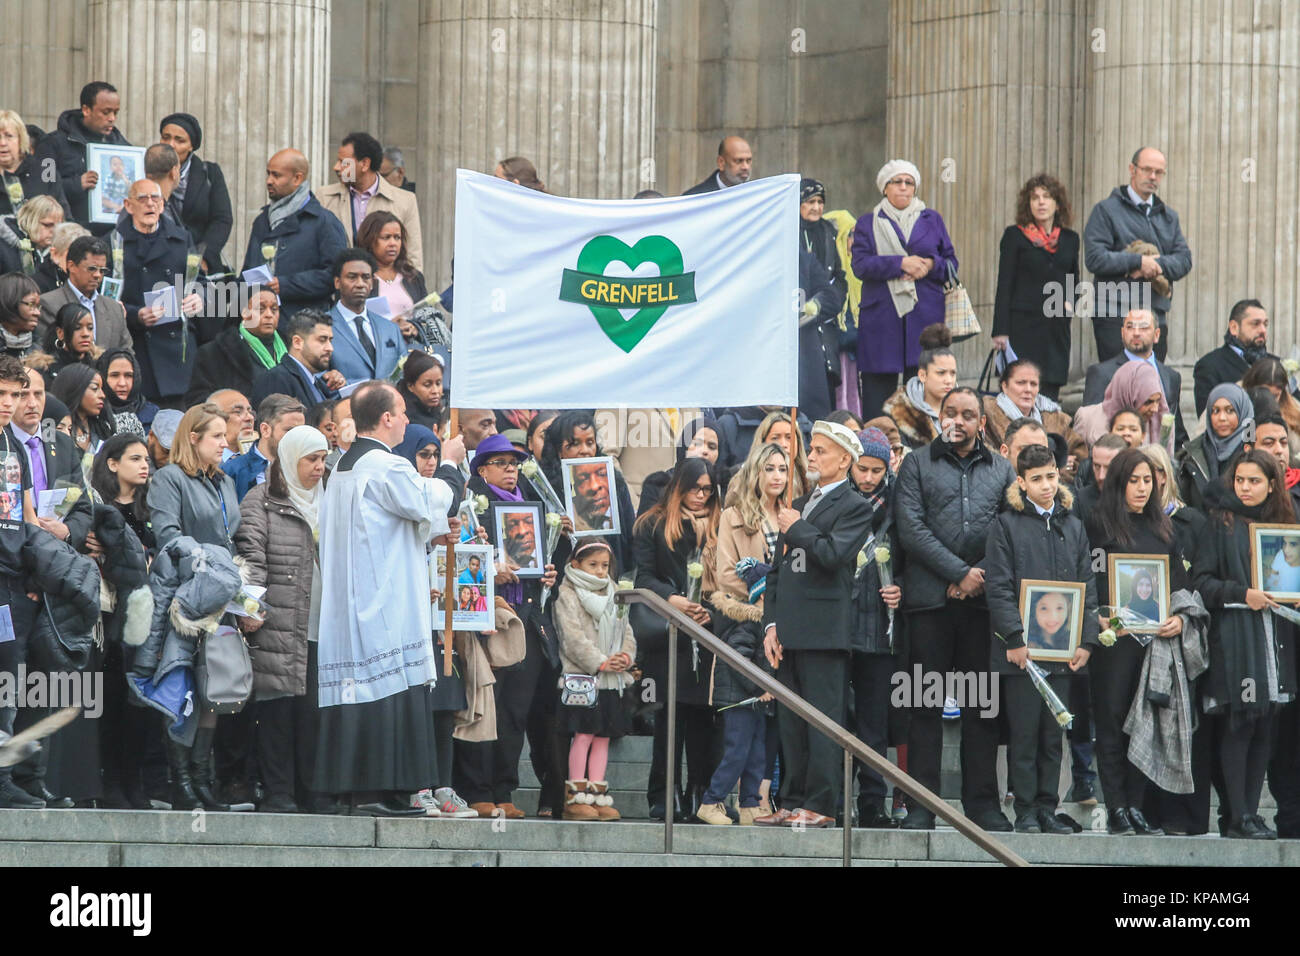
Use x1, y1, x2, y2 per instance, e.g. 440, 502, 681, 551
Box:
314, 380, 461, 815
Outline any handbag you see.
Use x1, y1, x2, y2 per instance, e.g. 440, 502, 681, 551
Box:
943, 262, 981, 342
195, 624, 252, 714
560, 673, 599, 708
976, 348, 1002, 398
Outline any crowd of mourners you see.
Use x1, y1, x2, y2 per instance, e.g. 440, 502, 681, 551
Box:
0, 80, 1297, 843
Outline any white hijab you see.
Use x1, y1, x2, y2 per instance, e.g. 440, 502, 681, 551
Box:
276, 425, 328, 535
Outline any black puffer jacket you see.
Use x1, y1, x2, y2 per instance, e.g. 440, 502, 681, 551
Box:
92, 504, 152, 647
708, 619, 775, 713
894, 438, 1015, 612
983, 484, 1099, 676
21, 525, 102, 672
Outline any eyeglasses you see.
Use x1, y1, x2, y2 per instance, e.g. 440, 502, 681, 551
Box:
1134, 165, 1166, 177
886, 178, 916, 188
132, 194, 164, 204
689, 483, 715, 495
80, 264, 109, 275
483, 458, 519, 469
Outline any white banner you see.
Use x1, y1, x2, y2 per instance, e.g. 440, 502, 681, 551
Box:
450, 170, 799, 408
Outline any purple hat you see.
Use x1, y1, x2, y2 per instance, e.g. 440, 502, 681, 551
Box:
469, 432, 528, 474
857, 427, 891, 464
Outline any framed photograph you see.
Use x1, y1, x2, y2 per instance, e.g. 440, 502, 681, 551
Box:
430, 543, 495, 631
1106, 553, 1170, 634
561, 456, 619, 537
490, 500, 545, 578
1250, 522, 1300, 601
86, 143, 146, 225
99, 276, 122, 301
1018, 580, 1086, 662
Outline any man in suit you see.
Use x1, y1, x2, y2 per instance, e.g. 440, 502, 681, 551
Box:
39, 235, 132, 352
249, 308, 344, 410
221, 393, 306, 501
328, 248, 407, 383
1192, 298, 1287, 417
1082, 308, 1188, 446
681, 136, 754, 195
241, 149, 349, 324
754, 420, 873, 828
317, 132, 424, 274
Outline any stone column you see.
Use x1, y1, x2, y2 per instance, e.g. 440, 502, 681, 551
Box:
1083, 0, 1300, 370
416, 0, 658, 292
886, 0, 1087, 379
86, 0, 332, 269
0, 0, 90, 135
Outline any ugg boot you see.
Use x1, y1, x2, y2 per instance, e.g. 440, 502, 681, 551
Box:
562, 779, 599, 820
189, 727, 231, 811
738, 806, 762, 826
588, 781, 621, 821
165, 738, 201, 811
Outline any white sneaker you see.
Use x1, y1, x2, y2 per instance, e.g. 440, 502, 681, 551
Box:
434, 787, 480, 819
412, 789, 441, 816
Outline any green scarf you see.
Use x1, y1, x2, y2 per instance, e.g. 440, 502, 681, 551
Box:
239, 326, 287, 369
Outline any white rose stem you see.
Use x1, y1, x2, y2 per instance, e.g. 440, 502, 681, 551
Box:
443, 407, 459, 676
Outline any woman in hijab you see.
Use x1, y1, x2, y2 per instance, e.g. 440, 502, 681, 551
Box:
96, 347, 158, 440
232, 424, 330, 813
49, 361, 114, 452
394, 423, 440, 477
1177, 383, 1255, 510
159, 112, 233, 272
637, 415, 731, 516
1073, 360, 1171, 453
851, 159, 958, 419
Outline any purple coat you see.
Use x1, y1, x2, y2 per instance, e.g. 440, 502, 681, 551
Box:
850, 207, 957, 374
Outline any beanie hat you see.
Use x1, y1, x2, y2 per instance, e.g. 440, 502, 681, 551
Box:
857, 427, 891, 465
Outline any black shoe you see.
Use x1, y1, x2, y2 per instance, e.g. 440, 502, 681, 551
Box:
900, 807, 935, 830
96, 787, 134, 810
350, 798, 424, 818
24, 785, 73, 809
1013, 813, 1041, 833
1225, 816, 1273, 840
648, 803, 666, 821
858, 806, 896, 829
1066, 783, 1097, 806
1249, 815, 1278, 840
164, 739, 201, 811
259, 793, 300, 814
969, 808, 1013, 832
1037, 808, 1074, 835
189, 728, 230, 812
0, 778, 44, 809
1108, 807, 1135, 835
1128, 807, 1163, 836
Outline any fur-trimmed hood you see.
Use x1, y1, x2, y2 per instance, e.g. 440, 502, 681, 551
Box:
1004, 482, 1073, 515
882, 387, 939, 449
709, 589, 763, 624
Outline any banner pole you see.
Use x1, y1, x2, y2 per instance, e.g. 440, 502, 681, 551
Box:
788, 406, 798, 508
443, 408, 459, 677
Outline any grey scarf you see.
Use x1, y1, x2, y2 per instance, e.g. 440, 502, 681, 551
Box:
267, 181, 311, 231
1, 327, 31, 351
995, 390, 1062, 425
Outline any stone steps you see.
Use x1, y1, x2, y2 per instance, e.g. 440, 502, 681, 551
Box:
0, 810, 1291, 867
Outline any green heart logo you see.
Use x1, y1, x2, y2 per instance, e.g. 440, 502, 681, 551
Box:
559, 235, 696, 353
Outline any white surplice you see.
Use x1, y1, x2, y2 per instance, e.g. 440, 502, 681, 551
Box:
317, 444, 452, 707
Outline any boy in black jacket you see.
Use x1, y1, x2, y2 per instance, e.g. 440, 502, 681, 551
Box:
985, 444, 1099, 834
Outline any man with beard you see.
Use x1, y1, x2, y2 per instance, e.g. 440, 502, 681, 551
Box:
1193, 299, 1295, 416
569, 460, 613, 532
893, 387, 1015, 832
503, 511, 539, 570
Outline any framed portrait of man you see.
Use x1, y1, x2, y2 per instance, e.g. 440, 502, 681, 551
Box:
491, 500, 544, 578
1018, 579, 1085, 663
86, 143, 146, 225
561, 456, 619, 537
1250, 522, 1300, 602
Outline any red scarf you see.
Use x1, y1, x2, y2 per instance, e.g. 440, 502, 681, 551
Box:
1018, 222, 1060, 254
1286, 467, 1300, 490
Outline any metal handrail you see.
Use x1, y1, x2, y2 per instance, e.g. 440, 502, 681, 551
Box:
617, 588, 1028, 868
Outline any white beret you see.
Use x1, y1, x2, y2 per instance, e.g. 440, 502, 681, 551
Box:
875, 159, 921, 195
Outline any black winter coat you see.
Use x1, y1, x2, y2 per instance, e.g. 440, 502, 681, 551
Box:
991, 225, 1081, 387
241, 194, 349, 322
849, 488, 903, 656
34, 109, 132, 233
894, 439, 1015, 612
0, 152, 72, 220
763, 481, 874, 652
983, 484, 1099, 676
118, 215, 200, 400
21, 524, 102, 673
187, 324, 264, 407
708, 619, 775, 712
90, 503, 151, 647
1084, 509, 1190, 617
632, 513, 716, 705
176, 156, 233, 272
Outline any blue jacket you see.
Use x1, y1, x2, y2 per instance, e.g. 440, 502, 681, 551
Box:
328, 302, 408, 383
241, 193, 348, 322
221, 447, 270, 501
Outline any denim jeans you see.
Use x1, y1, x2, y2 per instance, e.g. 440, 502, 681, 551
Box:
703, 706, 766, 807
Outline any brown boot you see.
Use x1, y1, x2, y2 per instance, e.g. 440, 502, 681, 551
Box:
562, 780, 599, 821
589, 781, 621, 821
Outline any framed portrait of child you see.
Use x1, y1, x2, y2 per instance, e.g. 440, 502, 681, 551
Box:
1250, 523, 1300, 602
1018, 580, 1086, 663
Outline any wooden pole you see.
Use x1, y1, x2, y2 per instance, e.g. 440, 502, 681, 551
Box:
443, 408, 459, 676
787, 406, 798, 507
